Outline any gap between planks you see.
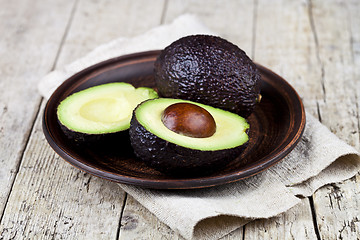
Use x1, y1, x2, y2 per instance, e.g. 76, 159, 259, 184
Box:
116, 1, 169, 239
305, 1, 323, 238
308, 196, 322, 240
244, 0, 323, 238
0, 99, 42, 225
49, 0, 80, 72
0, 0, 78, 227
307, 0, 326, 102
116, 193, 128, 240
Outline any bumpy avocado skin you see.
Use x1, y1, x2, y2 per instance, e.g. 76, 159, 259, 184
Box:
129, 113, 248, 176
59, 121, 128, 143
58, 122, 133, 158
154, 35, 261, 118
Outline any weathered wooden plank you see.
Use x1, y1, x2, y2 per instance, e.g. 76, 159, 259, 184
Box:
0, 103, 126, 239
313, 176, 360, 240
309, 0, 359, 149
163, 0, 255, 57
309, 0, 360, 239
253, 0, 324, 116
56, 0, 167, 67
0, 0, 166, 239
243, 0, 322, 238
0, 0, 76, 219
244, 198, 317, 239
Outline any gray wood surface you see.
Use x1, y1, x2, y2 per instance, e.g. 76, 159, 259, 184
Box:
0, 0, 359, 239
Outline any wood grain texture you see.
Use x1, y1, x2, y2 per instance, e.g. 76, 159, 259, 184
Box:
0, 103, 126, 239
163, 0, 255, 57
0, 0, 76, 220
309, 0, 359, 148
244, 198, 317, 239
56, 0, 166, 67
313, 177, 360, 240
243, 0, 321, 238
309, 0, 360, 239
254, 0, 323, 116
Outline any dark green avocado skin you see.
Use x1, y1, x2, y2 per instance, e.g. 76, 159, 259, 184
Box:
59, 120, 132, 151
154, 35, 261, 118
129, 113, 248, 177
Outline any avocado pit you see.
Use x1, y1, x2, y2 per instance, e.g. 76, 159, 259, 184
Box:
161, 102, 216, 138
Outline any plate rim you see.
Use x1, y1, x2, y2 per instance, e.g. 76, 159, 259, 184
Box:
42, 50, 306, 189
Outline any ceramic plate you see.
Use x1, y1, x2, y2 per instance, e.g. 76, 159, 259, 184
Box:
43, 50, 305, 189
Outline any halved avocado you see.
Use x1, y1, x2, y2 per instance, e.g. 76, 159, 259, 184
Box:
129, 98, 249, 176
57, 82, 158, 144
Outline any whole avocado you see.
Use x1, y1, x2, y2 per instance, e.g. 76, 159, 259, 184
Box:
154, 35, 261, 118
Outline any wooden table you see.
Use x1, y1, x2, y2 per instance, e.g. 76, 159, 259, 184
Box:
1, 0, 359, 239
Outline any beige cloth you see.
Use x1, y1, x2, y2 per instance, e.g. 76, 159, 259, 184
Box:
39, 15, 360, 240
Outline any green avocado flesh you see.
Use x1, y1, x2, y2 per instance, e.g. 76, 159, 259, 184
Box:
134, 98, 249, 151
57, 82, 158, 135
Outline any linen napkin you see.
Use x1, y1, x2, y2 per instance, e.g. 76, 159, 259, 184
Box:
38, 15, 360, 240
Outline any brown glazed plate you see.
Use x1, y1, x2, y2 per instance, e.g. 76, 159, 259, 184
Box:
43, 50, 306, 189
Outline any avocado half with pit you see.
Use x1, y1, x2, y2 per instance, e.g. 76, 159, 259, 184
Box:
154, 35, 261, 118
129, 98, 249, 176
57, 82, 158, 144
